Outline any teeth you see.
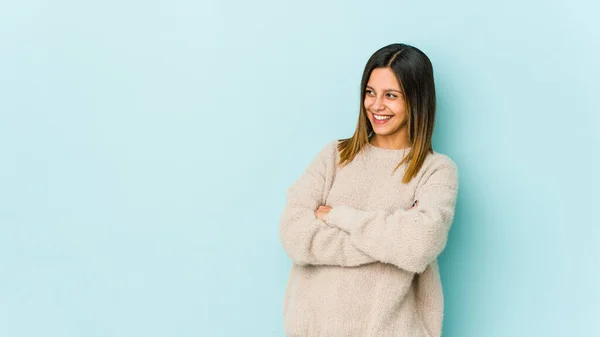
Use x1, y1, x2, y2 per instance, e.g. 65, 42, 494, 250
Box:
374, 114, 392, 120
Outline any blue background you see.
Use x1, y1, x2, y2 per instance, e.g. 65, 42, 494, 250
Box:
1, 0, 598, 336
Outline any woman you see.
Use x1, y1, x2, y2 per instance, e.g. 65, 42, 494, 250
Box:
279, 43, 459, 337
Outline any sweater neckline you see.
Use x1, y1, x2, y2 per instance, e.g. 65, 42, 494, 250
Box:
365, 141, 411, 159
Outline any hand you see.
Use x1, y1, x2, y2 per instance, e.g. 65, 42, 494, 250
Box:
315, 205, 332, 221
410, 200, 418, 209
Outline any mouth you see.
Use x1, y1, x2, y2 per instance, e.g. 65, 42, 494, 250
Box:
372, 112, 394, 124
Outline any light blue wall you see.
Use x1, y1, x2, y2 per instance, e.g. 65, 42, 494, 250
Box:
1, 0, 598, 336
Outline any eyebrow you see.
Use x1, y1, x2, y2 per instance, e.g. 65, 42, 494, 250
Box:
366, 85, 403, 94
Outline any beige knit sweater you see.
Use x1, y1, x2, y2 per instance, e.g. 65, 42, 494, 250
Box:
279, 139, 459, 337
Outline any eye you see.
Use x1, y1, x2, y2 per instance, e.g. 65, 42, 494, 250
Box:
365, 89, 375, 96
386, 93, 398, 98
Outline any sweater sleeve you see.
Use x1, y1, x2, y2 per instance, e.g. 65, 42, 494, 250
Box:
326, 156, 459, 274
279, 141, 377, 267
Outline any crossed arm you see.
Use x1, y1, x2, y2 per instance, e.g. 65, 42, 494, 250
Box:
278, 143, 458, 273
278, 142, 377, 267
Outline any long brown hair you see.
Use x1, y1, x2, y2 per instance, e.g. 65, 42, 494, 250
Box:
337, 43, 437, 184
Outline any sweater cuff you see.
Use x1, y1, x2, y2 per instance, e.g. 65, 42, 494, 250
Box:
327, 205, 362, 233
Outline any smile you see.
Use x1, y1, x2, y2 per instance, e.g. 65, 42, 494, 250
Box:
373, 114, 393, 120
372, 112, 394, 124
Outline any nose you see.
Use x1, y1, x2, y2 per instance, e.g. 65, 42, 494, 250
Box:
372, 95, 385, 111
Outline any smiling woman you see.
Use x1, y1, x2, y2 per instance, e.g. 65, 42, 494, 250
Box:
279, 43, 458, 337
338, 43, 438, 184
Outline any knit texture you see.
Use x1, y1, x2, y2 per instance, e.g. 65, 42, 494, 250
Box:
279, 139, 459, 337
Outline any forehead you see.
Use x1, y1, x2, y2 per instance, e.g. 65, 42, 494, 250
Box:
367, 68, 400, 89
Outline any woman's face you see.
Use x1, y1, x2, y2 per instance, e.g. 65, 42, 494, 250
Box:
364, 67, 409, 139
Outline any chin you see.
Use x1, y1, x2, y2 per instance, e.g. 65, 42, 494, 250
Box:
371, 125, 399, 136
373, 130, 396, 136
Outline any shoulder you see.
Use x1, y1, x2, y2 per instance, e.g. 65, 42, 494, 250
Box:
419, 151, 459, 189
315, 139, 340, 158
425, 151, 458, 172
304, 139, 339, 168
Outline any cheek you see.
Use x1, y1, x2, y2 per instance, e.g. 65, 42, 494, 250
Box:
390, 100, 407, 115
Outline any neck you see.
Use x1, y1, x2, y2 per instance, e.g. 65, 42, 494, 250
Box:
370, 134, 410, 150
